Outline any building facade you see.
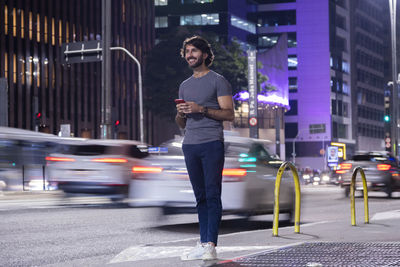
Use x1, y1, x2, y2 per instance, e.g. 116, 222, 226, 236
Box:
0, 0, 155, 141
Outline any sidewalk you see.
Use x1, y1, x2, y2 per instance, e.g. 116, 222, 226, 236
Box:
214, 216, 400, 266
108, 213, 400, 266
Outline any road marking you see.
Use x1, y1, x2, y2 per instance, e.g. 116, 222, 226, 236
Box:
371, 210, 400, 221
109, 245, 278, 263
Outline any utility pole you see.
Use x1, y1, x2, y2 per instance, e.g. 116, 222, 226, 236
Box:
101, 0, 112, 139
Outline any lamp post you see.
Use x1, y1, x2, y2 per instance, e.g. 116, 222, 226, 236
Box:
292, 128, 307, 165
110, 47, 144, 144
389, 0, 398, 156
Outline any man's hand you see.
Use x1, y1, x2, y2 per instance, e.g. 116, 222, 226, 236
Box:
181, 102, 202, 114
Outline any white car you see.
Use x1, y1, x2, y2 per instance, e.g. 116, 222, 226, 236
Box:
129, 135, 295, 219
46, 139, 148, 201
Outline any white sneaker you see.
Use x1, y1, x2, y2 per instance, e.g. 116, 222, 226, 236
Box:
202, 243, 217, 260
181, 242, 205, 261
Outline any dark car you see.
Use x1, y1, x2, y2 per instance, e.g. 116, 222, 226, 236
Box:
337, 151, 400, 197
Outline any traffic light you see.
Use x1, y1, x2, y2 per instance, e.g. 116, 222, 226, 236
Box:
384, 115, 390, 122
35, 112, 42, 126
114, 120, 120, 131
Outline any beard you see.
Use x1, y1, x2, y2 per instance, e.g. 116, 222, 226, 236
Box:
187, 56, 204, 69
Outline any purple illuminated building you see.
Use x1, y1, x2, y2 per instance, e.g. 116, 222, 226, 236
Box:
254, 0, 394, 170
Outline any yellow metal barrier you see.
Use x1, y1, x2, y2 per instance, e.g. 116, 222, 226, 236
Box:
350, 166, 369, 226
273, 161, 301, 236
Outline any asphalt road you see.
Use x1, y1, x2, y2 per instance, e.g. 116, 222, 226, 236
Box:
1, 186, 399, 266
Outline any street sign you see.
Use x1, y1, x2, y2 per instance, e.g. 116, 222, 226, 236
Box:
249, 117, 258, 126
61, 41, 102, 64
247, 50, 258, 139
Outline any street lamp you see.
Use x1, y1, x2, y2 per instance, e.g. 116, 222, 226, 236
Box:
389, 0, 398, 156
110, 47, 144, 144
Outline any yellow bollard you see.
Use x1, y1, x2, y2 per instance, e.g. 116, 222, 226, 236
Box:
273, 161, 301, 236
350, 166, 369, 226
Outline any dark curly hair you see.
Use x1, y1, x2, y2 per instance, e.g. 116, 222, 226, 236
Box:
180, 36, 214, 67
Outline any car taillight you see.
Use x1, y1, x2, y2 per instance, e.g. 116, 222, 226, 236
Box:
91, 158, 128, 163
339, 163, 352, 170
222, 168, 246, 182
46, 156, 75, 162
222, 168, 247, 176
132, 166, 163, 173
377, 164, 391, 171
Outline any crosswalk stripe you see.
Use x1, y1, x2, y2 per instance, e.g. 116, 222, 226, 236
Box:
109, 245, 278, 263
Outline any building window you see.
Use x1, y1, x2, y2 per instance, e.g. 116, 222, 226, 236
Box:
286, 100, 298, 116
343, 102, 348, 117
342, 82, 349, 95
331, 99, 337, 115
336, 15, 346, 30
180, 13, 219, 26
155, 0, 168, 6
288, 32, 297, 48
309, 124, 326, 134
289, 77, 297, 92
231, 15, 255, 34
338, 124, 347, 139
285, 122, 298, 138
257, 10, 296, 27
342, 61, 349, 73
259, 33, 296, 48
155, 16, 168, 28
258, 35, 278, 47
288, 55, 297, 70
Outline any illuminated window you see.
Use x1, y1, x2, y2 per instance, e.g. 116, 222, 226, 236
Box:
59, 20, 62, 44
342, 61, 350, 73
44, 16, 48, 43
122, 0, 126, 22
4, 6, 8, 35
29, 12, 33, 40
52, 18, 55, 46
20, 10, 24, 38
155, 0, 168, 5
66, 22, 69, 43
155, 16, 168, 28
37, 14, 40, 42
231, 15, 255, 34
13, 8, 16, 37
180, 13, 219, 26
258, 35, 278, 47
5, 53, 8, 79
288, 55, 297, 70
13, 54, 16, 84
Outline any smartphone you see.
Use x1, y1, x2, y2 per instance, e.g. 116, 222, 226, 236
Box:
174, 99, 185, 104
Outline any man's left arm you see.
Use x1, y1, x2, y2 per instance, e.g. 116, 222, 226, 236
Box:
185, 95, 235, 122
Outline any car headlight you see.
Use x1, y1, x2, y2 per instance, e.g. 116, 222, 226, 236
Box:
303, 174, 310, 179
322, 175, 330, 181
314, 177, 321, 182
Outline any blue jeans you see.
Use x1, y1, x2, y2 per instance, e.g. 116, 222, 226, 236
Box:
182, 140, 225, 245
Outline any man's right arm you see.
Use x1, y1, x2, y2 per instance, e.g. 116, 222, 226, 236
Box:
175, 112, 186, 129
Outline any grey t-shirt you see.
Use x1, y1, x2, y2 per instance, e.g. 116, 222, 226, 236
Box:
179, 70, 232, 145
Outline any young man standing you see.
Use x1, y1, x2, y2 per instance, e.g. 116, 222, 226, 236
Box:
175, 36, 234, 261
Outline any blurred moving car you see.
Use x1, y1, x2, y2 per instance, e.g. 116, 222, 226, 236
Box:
47, 139, 148, 201
129, 135, 296, 219
336, 151, 400, 197
0, 126, 60, 191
